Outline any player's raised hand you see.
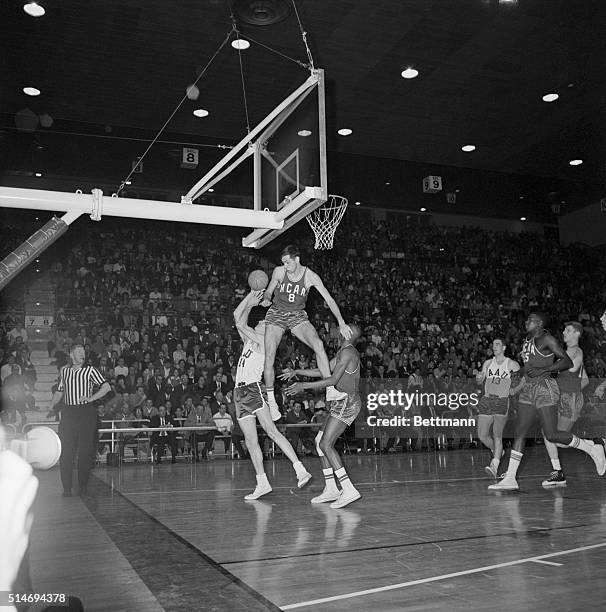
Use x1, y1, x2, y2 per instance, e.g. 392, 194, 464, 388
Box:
279, 368, 296, 381
285, 382, 304, 396
249, 289, 264, 303
339, 322, 353, 340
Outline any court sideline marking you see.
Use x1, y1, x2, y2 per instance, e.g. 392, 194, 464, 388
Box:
281, 541, 606, 610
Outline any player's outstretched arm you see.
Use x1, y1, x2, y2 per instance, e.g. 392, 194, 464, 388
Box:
307, 270, 352, 339
233, 290, 263, 344
285, 354, 348, 395
279, 358, 337, 381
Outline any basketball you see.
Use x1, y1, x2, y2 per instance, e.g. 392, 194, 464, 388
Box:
248, 269, 269, 290
25, 427, 62, 470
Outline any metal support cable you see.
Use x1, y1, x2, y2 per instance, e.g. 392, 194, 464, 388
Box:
116, 29, 233, 196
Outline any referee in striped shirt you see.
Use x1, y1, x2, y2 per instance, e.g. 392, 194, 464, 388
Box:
50, 345, 110, 496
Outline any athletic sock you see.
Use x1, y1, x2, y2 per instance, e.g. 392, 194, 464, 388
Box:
551, 458, 562, 471
267, 388, 278, 405
568, 434, 594, 455
335, 467, 355, 493
257, 473, 270, 486
507, 450, 523, 478
293, 460, 306, 476
323, 467, 338, 491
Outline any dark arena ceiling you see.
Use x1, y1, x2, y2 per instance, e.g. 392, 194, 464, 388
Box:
1, 0, 605, 221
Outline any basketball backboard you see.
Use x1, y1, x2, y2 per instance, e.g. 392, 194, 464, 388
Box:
183, 69, 327, 249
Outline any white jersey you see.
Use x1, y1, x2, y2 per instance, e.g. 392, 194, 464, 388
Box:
236, 339, 264, 386
484, 357, 514, 398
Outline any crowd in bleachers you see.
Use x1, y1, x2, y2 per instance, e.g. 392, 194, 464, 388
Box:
2, 210, 606, 453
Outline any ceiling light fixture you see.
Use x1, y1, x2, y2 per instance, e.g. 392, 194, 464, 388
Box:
354, 201, 361, 206
569, 159, 583, 166
542, 93, 559, 102
35, 172, 42, 177
520, 216, 526, 221
193, 109, 209, 117
461, 144, 476, 152
297, 129, 312, 137
401, 68, 419, 79
23, 87, 41, 96
23, 2, 45, 17
420, 207, 427, 212
231, 39, 250, 50
337, 128, 352, 136
208, 188, 214, 192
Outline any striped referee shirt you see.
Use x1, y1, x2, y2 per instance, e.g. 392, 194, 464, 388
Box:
57, 365, 106, 405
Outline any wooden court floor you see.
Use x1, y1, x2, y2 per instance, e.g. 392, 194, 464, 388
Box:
28, 447, 606, 611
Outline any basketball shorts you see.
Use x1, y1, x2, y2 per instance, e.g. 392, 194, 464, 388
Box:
327, 394, 362, 427
518, 378, 560, 410
559, 392, 583, 421
478, 395, 509, 416
265, 306, 308, 331
234, 382, 268, 420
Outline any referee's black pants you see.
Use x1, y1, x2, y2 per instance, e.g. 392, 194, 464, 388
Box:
59, 404, 97, 493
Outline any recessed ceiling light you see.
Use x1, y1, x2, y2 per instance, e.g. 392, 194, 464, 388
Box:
542, 93, 559, 102
193, 109, 209, 117
23, 2, 45, 17
354, 201, 360, 206
401, 68, 419, 79
420, 207, 427, 212
385, 181, 391, 185
232, 39, 250, 50
23, 87, 41, 96
569, 159, 583, 166
208, 188, 214, 192
560, 200, 566, 204
461, 144, 476, 152
35, 172, 42, 177
519, 196, 524, 200
125, 180, 132, 185
520, 216, 526, 221
297, 130, 312, 137
337, 128, 353, 136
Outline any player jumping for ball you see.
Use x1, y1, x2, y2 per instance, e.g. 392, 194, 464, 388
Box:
261, 244, 352, 420
233, 290, 312, 500
489, 312, 605, 491
282, 325, 362, 509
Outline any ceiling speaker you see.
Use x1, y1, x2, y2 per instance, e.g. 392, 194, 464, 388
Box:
234, 0, 291, 26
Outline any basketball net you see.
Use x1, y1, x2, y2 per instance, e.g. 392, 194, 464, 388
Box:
306, 195, 348, 250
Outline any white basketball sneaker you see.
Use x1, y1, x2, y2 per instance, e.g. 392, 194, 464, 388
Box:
590, 443, 606, 476
244, 482, 273, 500
297, 470, 313, 488
488, 475, 519, 491
329, 489, 361, 509
311, 488, 341, 504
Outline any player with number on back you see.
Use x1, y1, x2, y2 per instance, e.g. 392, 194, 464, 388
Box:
233, 287, 312, 500
259, 245, 352, 420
